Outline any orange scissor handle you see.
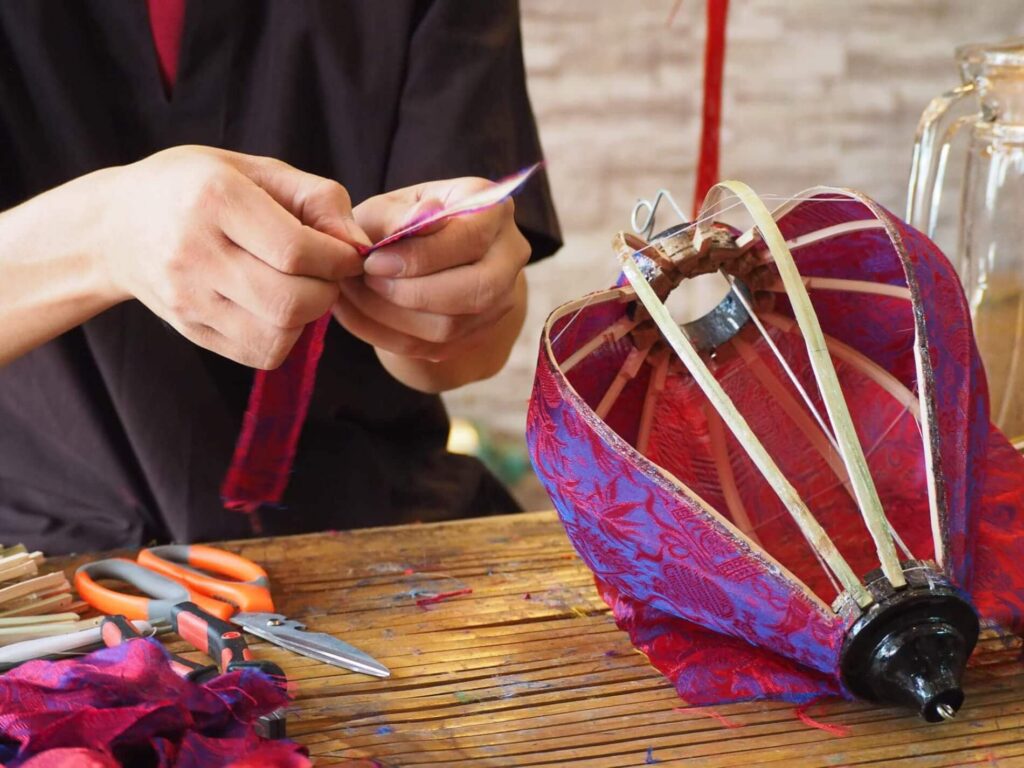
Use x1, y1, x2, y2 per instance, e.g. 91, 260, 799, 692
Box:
137, 545, 275, 613
74, 558, 235, 622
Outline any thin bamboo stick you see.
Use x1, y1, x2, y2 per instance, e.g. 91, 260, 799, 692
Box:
733, 332, 917, 562
595, 343, 653, 420
725, 275, 839, 451
761, 313, 921, 420
0, 594, 74, 618
731, 335, 850, 487
0, 617, 101, 646
0, 572, 68, 607
0, 558, 38, 585
0, 612, 81, 627
734, 187, 883, 249
700, 181, 905, 589
760, 276, 912, 301
636, 349, 670, 456
0, 551, 41, 567
620, 252, 872, 607
738, 221, 890, 267
561, 315, 639, 373
703, 401, 762, 546
912, 323, 945, 569
784, 220, 887, 250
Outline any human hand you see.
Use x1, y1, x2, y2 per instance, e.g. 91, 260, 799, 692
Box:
335, 177, 531, 365
100, 145, 371, 369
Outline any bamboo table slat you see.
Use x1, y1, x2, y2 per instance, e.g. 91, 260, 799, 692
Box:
59, 511, 1024, 767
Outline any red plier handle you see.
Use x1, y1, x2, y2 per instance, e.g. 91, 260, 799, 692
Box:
100, 614, 209, 678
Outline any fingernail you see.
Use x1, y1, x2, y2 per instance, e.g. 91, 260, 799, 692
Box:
364, 251, 404, 277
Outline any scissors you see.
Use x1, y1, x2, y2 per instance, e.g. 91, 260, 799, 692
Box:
74, 544, 390, 678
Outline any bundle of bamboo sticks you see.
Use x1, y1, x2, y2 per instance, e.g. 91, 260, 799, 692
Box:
0, 544, 97, 647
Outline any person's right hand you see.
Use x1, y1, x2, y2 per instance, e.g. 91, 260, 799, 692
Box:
99, 146, 371, 369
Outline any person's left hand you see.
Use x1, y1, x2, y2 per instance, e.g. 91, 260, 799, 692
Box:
334, 177, 530, 364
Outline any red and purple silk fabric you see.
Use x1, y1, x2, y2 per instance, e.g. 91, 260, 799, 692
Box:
0, 639, 308, 767
526, 189, 1024, 706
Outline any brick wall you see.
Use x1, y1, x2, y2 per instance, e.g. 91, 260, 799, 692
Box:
443, 0, 1024, 502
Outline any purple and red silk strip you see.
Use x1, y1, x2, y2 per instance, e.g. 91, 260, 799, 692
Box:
221, 164, 542, 513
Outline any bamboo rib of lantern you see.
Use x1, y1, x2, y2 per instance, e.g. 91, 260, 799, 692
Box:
554, 183, 944, 609
724, 183, 942, 576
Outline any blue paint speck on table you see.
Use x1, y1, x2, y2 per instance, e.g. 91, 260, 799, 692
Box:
377, 725, 395, 735
645, 746, 659, 764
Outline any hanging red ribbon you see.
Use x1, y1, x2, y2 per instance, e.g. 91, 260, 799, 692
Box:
220, 312, 335, 514
692, 0, 730, 218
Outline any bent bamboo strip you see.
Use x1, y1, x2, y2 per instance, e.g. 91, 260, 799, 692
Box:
760, 276, 912, 301
760, 313, 921, 420
595, 343, 653, 420
636, 349, 670, 457
619, 250, 871, 607
561, 315, 639, 373
703, 401, 761, 546
699, 181, 905, 590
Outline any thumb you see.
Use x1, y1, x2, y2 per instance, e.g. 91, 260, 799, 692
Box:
234, 154, 373, 249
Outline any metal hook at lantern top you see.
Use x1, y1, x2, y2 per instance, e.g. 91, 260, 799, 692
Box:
632, 189, 688, 241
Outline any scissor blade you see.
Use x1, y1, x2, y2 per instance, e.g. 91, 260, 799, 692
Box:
232, 612, 391, 678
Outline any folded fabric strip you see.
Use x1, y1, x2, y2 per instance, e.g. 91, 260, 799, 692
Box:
595, 578, 845, 706
0, 639, 308, 768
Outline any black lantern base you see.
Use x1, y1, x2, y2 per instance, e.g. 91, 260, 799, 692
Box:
840, 561, 980, 722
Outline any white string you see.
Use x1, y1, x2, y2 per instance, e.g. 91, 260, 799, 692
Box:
723, 273, 917, 562
621, 249, 870, 604
747, 393, 918, 560
551, 295, 599, 347
724, 272, 840, 453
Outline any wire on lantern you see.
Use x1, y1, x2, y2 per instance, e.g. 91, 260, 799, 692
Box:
626, 185, 917, 581
628, 185, 925, 585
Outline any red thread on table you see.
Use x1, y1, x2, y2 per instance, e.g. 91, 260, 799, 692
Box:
952, 754, 999, 767
675, 707, 740, 729
416, 588, 473, 609
692, 0, 729, 218
794, 704, 850, 737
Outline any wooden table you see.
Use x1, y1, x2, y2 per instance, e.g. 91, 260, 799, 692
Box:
65, 511, 1024, 767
